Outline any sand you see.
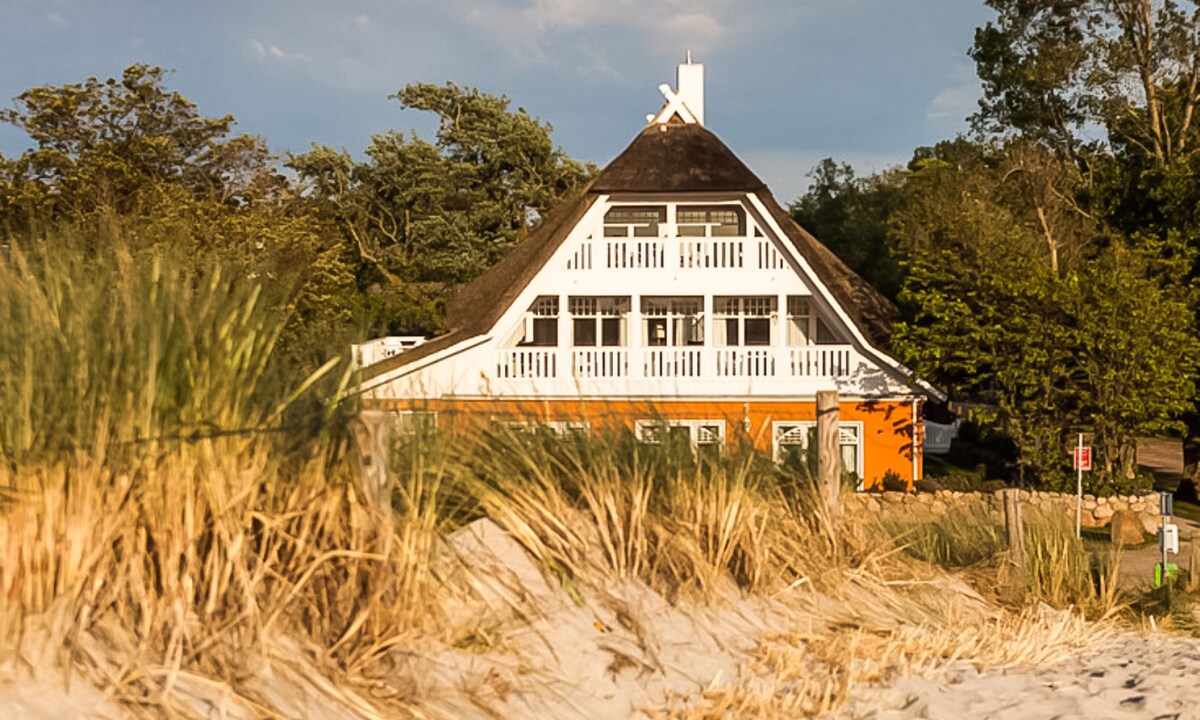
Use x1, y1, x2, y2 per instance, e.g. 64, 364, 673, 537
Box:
842, 632, 1200, 719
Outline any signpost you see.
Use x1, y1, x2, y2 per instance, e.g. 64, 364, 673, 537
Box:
1156, 492, 1179, 591
1073, 434, 1092, 538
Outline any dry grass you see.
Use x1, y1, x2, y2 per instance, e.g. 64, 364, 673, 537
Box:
0, 238, 1134, 718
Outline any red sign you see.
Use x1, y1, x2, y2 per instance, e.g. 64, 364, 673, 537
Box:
1073, 447, 1092, 471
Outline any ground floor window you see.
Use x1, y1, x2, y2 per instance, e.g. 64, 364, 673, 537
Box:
391, 410, 437, 436
773, 421, 862, 486
636, 419, 724, 453
493, 419, 590, 438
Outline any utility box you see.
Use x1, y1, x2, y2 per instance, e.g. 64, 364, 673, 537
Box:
1160, 523, 1180, 555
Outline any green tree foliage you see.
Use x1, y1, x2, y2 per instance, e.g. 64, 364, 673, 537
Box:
0, 65, 356, 374
889, 139, 1199, 489
790, 159, 905, 301
289, 83, 592, 336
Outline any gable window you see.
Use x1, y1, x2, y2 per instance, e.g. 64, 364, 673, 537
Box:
642, 297, 704, 346
637, 419, 724, 451
715, 296, 775, 346
677, 206, 745, 237
604, 206, 666, 238
773, 421, 863, 486
517, 296, 559, 346
570, 296, 628, 347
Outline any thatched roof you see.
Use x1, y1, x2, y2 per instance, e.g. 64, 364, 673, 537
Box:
361, 123, 899, 381
590, 123, 766, 194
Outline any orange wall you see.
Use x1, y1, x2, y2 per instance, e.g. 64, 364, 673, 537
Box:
367, 397, 923, 487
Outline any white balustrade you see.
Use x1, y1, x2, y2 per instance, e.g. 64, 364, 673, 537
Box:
495, 345, 859, 383
497, 348, 557, 379
715, 348, 775, 377
605, 239, 664, 269
924, 420, 959, 454
573, 349, 628, 378
643, 348, 703, 378
570, 237, 793, 272
788, 346, 853, 377
677, 237, 743, 268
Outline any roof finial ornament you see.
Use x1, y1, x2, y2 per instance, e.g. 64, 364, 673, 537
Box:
649, 53, 705, 127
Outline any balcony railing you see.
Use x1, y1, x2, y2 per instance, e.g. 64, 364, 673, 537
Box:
568, 237, 788, 271
495, 346, 859, 382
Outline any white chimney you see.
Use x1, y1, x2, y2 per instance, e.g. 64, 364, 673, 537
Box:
676, 51, 704, 125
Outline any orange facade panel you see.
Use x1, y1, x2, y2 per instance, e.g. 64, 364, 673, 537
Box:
366, 397, 923, 489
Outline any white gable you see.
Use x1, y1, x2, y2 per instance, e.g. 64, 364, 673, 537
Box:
362, 191, 921, 403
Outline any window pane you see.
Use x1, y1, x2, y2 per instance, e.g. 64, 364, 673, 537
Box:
744, 318, 771, 346
816, 317, 839, 344
601, 317, 622, 346
723, 318, 740, 346
531, 317, 557, 346
646, 318, 668, 346
573, 318, 596, 346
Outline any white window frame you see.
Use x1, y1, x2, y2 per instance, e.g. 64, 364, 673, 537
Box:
786, 295, 842, 346
715, 296, 777, 347
391, 410, 438, 436
772, 420, 864, 486
635, 419, 725, 449
495, 420, 591, 438
569, 296, 629, 347
642, 296, 704, 347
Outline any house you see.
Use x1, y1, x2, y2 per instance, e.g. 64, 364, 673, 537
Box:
354, 57, 931, 489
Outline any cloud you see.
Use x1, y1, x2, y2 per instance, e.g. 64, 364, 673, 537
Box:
927, 63, 981, 121
250, 39, 309, 63
463, 0, 735, 64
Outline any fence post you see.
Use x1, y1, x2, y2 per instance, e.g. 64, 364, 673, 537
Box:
1000, 488, 1026, 571
350, 410, 392, 511
816, 390, 841, 519
1188, 532, 1199, 593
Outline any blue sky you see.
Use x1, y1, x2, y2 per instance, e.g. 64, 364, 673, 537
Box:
0, 0, 994, 203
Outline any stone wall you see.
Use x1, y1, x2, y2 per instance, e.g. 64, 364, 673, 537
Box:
844, 489, 1163, 535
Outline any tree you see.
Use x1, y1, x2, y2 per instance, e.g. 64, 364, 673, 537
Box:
890, 138, 1199, 489
0, 64, 284, 233
973, 0, 1200, 167
790, 159, 905, 301
289, 82, 592, 336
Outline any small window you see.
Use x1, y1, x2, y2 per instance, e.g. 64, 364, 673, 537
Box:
773, 421, 863, 486
676, 206, 745, 237
637, 419, 725, 451
642, 297, 703, 347
392, 410, 437, 437
604, 206, 666, 238
495, 420, 590, 438
517, 296, 559, 347
715, 296, 776, 347
570, 296, 629, 347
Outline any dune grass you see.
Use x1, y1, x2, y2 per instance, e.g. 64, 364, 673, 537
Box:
0, 236, 1130, 717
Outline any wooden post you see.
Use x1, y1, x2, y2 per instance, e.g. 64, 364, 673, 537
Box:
350, 410, 392, 511
1000, 488, 1026, 571
816, 390, 841, 519
1188, 532, 1200, 593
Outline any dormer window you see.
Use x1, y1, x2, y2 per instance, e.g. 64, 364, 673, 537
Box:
604, 206, 666, 237
677, 206, 744, 237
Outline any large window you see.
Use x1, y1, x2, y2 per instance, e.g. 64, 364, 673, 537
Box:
773, 421, 863, 486
604, 206, 666, 238
570, 296, 628, 347
787, 296, 841, 345
517, 296, 559, 346
677, 206, 745, 237
715, 296, 775, 346
642, 297, 704, 346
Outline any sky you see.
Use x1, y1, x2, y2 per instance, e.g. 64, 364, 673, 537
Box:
0, 0, 995, 203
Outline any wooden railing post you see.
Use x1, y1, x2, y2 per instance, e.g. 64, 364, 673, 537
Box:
817, 390, 842, 519
1000, 488, 1026, 571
